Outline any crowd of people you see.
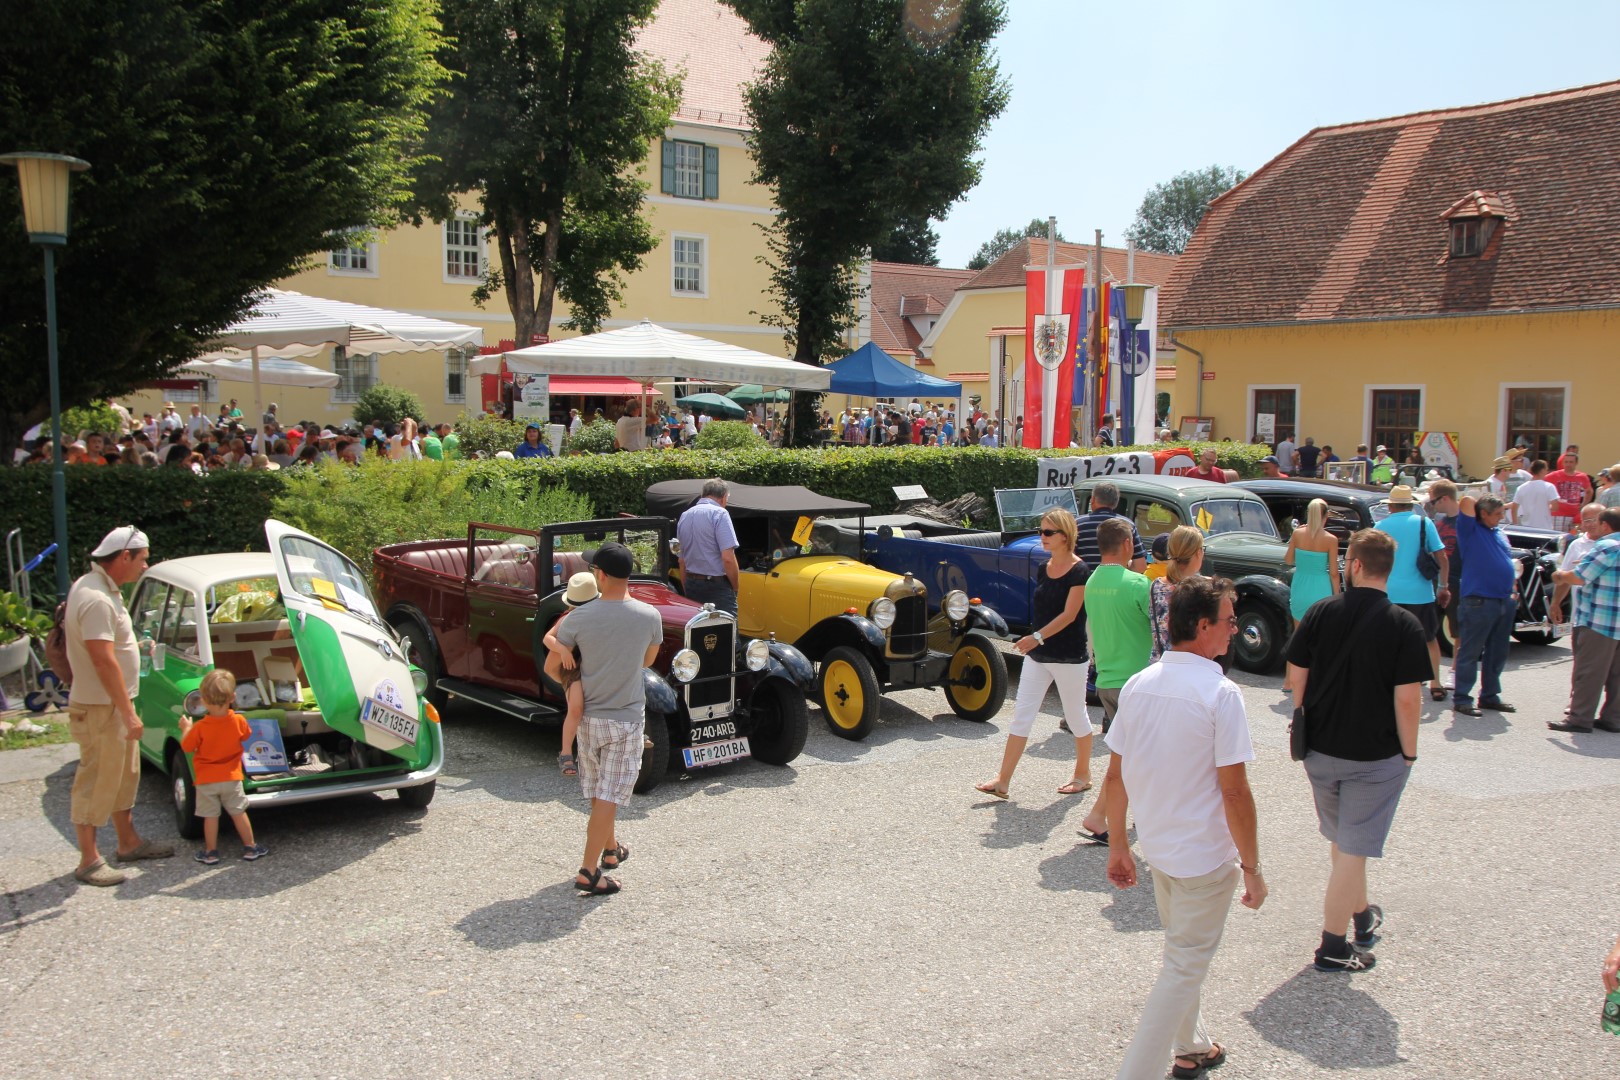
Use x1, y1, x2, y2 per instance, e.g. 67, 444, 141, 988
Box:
953, 459, 1620, 1077
10, 398, 466, 472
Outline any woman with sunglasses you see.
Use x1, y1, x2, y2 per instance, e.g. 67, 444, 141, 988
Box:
975, 508, 1094, 799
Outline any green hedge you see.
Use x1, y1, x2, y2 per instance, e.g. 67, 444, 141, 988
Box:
0, 465, 281, 603
0, 442, 1268, 602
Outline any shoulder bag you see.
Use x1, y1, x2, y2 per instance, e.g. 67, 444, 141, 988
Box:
1289, 602, 1377, 761
1415, 516, 1441, 582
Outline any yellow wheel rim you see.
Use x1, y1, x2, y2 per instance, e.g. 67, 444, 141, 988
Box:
948, 645, 992, 712
822, 659, 866, 730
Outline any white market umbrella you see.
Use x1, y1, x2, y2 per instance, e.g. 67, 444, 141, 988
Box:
471, 319, 828, 391
179, 356, 341, 389
192, 288, 483, 418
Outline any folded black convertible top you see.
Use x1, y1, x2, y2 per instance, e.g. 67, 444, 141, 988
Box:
644, 479, 871, 520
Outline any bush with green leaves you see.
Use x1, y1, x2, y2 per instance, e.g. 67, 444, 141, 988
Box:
693, 420, 765, 451
453, 413, 528, 459
271, 457, 593, 580
0, 589, 54, 642
351, 385, 428, 430
59, 403, 124, 442
564, 418, 616, 455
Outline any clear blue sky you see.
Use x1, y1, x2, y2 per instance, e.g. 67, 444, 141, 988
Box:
933, 0, 1620, 267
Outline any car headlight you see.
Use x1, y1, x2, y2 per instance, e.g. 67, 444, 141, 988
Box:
671, 648, 700, 683
183, 690, 206, 718
410, 667, 430, 696
869, 596, 897, 629
745, 638, 770, 671
944, 590, 971, 622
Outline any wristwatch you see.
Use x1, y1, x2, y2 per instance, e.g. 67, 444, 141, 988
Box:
1032, 631, 1045, 645
1240, 861, 1262, 875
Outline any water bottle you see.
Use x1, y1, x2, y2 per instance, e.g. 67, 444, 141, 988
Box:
138, 630, 154, 677
1604, 986, 1620, 1036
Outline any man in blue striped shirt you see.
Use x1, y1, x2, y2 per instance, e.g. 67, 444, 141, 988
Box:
1549, 508, 1620, 733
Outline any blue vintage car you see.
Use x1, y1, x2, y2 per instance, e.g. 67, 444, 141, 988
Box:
817, 474, 1299, 673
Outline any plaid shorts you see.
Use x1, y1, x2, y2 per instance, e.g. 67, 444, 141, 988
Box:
577, 715, 644, 806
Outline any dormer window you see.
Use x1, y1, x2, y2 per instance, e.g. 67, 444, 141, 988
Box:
1450, 217, 1493, 257
1441, 190, 1509, 259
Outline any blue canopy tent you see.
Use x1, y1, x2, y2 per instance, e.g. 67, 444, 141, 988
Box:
826, 341, 964, 398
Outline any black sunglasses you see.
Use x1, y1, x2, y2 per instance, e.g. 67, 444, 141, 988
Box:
1039, 528, 1062, 537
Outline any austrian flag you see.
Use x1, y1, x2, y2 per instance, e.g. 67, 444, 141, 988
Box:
1023, 264, 1085, 448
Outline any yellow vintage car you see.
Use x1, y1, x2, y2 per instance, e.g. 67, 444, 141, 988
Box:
645, 480, 1009, 740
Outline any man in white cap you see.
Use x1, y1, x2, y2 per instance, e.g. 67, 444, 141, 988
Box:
65, 526, 175, 885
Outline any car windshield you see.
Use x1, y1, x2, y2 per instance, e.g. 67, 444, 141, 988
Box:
279, 536, 381, 622
1368, 500, 1396, 523
1188, 499, 1280, 539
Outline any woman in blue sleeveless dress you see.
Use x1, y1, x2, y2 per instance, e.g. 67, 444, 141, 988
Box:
1285, 499, 1340, 692
1286, 497, 1340, 619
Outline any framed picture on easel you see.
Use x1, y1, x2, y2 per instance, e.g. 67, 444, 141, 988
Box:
1179, 416, 1213, 441
1325, 460, 1368, 484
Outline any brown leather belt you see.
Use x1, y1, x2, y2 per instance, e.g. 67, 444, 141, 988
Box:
686, 573, 731, 582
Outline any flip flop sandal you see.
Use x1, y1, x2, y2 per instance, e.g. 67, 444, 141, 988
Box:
558, 753, 578, 776
600, 844, 630, 870
1057, 779, 1092, 795
1429, 686, 1448, 701
973, 781, 1008, 800
1078, 829, 1109, 845
574, 866, 620, 896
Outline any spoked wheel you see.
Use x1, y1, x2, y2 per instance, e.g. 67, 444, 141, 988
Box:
943, 632, 1008, 721
818, 646, 880, 741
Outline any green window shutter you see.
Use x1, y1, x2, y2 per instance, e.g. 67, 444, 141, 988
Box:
703, 145, 719, 200
661, 140, 676, 195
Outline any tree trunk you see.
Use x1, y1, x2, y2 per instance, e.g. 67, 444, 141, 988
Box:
495, 206, 539, 347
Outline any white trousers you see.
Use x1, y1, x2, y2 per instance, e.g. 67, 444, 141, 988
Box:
1115, 862, 1239, 1080
1007, 656, 1097, 738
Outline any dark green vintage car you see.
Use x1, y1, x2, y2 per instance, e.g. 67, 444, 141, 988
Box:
1072, 474, 1296, 672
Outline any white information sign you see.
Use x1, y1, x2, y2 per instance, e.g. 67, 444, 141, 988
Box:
1036, 453, 1157, 488
1255, 412, 1276, 442
512, 373, 550, 424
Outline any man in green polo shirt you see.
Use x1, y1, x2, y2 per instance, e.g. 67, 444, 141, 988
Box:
1078, 517, 1154, 843
436, 422, 460, 460
421, 423, 443, 461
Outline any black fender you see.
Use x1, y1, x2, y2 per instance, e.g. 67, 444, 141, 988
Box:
385, 602, 435, 643
1234, 573, 1292, 616
966, 604, 1009, 638
642, 667, 677, 716
765, 639, 817, 691
793, 614, 887, 661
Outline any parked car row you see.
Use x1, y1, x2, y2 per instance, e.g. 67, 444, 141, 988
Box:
126, 473, 1571, 832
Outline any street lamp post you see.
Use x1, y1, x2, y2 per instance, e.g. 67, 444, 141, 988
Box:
1, 152, 91, 603
1118, 282, 1154, 447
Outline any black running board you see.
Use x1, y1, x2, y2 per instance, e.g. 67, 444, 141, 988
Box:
437, 678, 559, 724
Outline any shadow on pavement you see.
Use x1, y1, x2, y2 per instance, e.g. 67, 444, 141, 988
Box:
0, 875, 74, 936
1439, 712, 1510, 742
1546, 732, 1620, 758
455, 880, 595, 948
1035, 839, 1159, 933
1243, 968, 1403, 1068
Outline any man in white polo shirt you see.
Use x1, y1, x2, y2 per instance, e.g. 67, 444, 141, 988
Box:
1103, 575, 1265, 1080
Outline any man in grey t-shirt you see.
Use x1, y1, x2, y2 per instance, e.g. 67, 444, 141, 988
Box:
555, 541, 662, 895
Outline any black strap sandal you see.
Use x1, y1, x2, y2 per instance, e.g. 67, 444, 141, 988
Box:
600, 844, 630, 870
574, 866, 620, 896
1171, 1042, 1225, 1078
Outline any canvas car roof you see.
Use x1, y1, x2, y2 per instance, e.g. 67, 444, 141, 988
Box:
645, 479, 871, 519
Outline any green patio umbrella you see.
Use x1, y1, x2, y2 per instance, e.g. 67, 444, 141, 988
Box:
727, 384, 792, 404
676, 392, 747, 419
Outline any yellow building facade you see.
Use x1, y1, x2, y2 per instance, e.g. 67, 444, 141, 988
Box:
1169, 309, 1620, 479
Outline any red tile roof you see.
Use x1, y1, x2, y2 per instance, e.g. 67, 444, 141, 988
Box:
867, 261, 976, 357
635, 0, 771, 131
1162, 80, 1620, 328
960, 238, 1179, 291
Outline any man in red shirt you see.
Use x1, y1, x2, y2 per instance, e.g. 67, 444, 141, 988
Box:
1189, 448, 1227, 483
1546, 451, 1595, 523
1260, 455, 1288, 479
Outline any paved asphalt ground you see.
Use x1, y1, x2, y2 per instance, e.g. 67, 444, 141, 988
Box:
2, 636, 1616, 1078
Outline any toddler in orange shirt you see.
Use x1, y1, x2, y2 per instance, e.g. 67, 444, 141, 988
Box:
178, 669, 269, 865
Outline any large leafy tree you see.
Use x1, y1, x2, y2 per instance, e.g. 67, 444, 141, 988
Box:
966, 216, 1067, 271
414, 1, 680, 344
1125, 165, 1247, 255
725, 0, 1008, 443
870, 213, 941, 266
0, 0, 447, 453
